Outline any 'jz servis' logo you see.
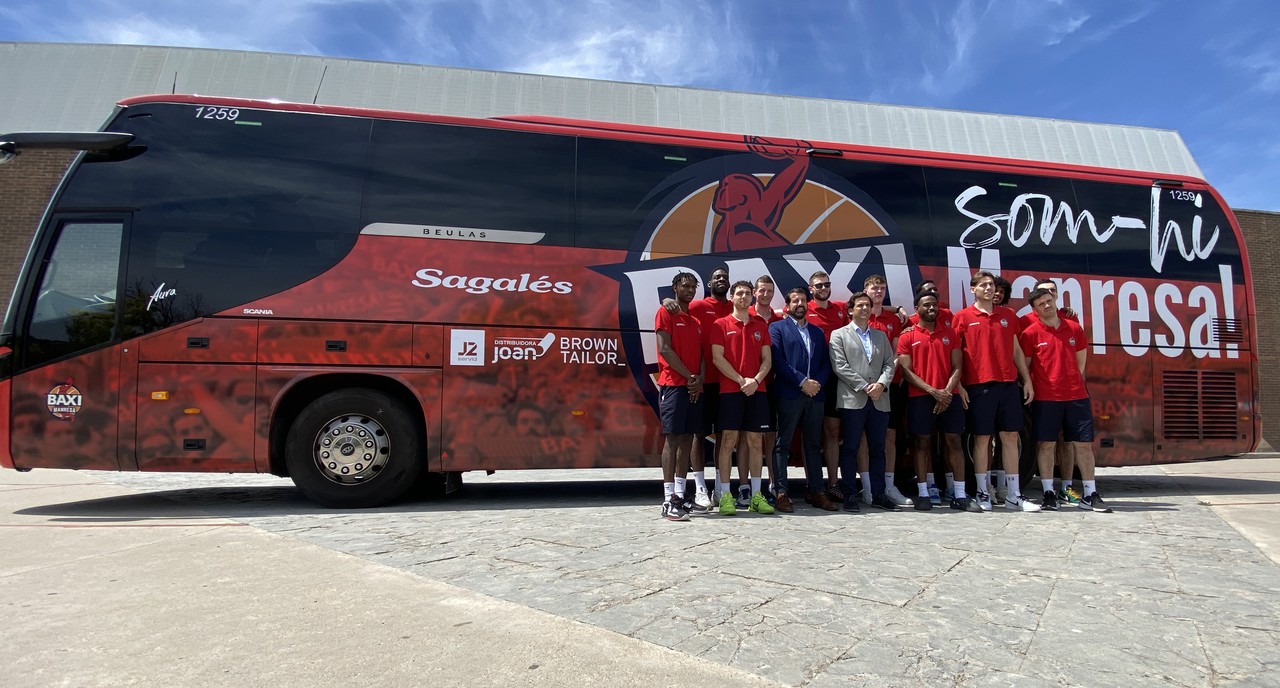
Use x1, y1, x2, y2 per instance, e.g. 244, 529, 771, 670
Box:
412, 269, 573, 295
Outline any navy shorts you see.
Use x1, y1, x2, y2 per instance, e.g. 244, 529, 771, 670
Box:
823, 374, 841, 418
701, 383, 721, 433
907, 394, 966, 436
659, 385, 703, 436
965, 381, 1023, 435
719, 391, 771, 432
888, 381, 908, 429
1032, 398, 1094, 443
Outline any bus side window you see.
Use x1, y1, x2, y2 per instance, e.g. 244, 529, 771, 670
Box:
24, 221, 124, 368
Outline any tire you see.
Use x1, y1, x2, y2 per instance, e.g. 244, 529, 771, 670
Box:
285, 388, 423, 508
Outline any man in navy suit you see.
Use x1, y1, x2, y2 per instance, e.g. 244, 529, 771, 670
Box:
769, 287, 837, 513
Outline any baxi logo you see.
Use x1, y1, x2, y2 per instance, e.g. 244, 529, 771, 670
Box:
594, 136, 921, 410
46, 379, 83, 421
450, 329, 486, 366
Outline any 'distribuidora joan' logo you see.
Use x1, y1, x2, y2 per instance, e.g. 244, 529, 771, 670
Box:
593, 136, 922, 410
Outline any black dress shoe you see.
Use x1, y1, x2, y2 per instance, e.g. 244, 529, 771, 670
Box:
872, 494, 903, 511
842, 493, 861, 512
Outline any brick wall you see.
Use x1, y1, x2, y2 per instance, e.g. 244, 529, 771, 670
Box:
1236, 209, 1280, 449
0, 150, 74, 309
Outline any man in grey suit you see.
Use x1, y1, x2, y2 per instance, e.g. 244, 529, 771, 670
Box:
830, 291, 901, 511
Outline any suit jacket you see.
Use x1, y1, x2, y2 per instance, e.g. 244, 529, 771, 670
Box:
769, 317, 831, 401
829, 322, 896, 411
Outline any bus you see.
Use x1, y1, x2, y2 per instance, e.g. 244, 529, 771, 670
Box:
0, 95, 1258, 507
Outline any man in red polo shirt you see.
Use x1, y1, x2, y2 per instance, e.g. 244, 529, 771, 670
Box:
897, 291, 982, 513
954, 270, 1038, 512
907, 279, 954, 329
745, 274, 782, 506
1020, 287, 1110, 512
654, 272, 707, 521
687, 266, 732, 507
711, 280, 775, 516
1019, 277, 1084, 507
806, 270, 848, 506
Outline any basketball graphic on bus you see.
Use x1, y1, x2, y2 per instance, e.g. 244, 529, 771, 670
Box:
603, 134, 922, 414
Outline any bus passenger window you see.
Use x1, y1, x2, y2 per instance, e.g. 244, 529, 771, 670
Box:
25, 221, 124, 366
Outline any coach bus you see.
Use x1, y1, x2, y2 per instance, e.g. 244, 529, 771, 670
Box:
0, 95, 1258, 507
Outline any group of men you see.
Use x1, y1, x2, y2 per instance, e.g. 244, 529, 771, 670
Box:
654, 266, 1110, 522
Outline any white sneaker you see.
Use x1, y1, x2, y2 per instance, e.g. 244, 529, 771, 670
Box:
884, 484, 914, 507
976, 492, 993, 512
1003, 493, 1042, 512
694, 491, 713, 509
736, 485, 751, 508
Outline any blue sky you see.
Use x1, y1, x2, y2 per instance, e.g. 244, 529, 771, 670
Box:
2, 0, 1277, 210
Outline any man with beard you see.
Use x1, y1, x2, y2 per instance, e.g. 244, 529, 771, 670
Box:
769, 287, 835, 512
654, 272, 707, 520
897, 291, 981, 513
805, 271, 849, 507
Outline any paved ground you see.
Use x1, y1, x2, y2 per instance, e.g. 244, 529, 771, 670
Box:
4, 457, 1280, 687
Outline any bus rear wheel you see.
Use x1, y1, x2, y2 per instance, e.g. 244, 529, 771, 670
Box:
285, 389, 423, 508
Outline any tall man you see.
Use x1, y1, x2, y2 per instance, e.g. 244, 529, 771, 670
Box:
897, 291, 982, 513
830, 292, 900, 511
769, 287, 836, 512
654, 272, 706, 521
954, 271, 1039, 512
1021, 287, 1111, 512
1019, 277, 1083, 506
710, 281, 775, 515
687, 266, 733, 507
805, 271, 849, 504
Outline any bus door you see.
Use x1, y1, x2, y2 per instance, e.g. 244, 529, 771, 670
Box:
8, 217, 126, 470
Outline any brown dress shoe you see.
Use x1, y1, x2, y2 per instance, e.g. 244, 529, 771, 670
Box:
775, 493, 795, 513
806, 491, 840, 511
826, 485, 845, 503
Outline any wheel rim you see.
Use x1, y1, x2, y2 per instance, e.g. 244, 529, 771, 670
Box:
311, 413, 391, 484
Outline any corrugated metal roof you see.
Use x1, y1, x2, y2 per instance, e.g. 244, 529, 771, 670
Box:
0, 41, 1203, 178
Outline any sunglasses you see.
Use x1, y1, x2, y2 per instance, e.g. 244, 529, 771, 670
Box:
811, 282, 831, 289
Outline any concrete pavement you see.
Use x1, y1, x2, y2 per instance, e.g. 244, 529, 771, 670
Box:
4, 456, 1280, 686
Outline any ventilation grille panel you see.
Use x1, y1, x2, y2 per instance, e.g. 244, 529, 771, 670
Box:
1161, 370, 1238, 440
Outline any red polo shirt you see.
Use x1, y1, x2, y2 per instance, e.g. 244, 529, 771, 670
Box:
709, 313, 772, 393
806, 300, 848, 342
954, 304, 1023, 385
749, 304, 782, 324
896, 324, 960, 397
691, 296, 733, 383
654, 306, 703, 387
1018, 318, 1088, 401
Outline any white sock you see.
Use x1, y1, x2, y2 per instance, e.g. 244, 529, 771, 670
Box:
978, 473, 991, 495
860, 472, 872, 494
917, 481, 929, 498
945, 472, 956, 491
715, 476, 728, 497
994, 470, 1006, 491
674, 477, 685, 497
663, 482, 674, 501
750, 477, 761, 495
1083, 480, 1097, 496
1006, 475, 1020, 499
954, 485, 968, 499
1041, 478, 1054, 493
693, 471, 708, 493
926, 472, 936, 486
884, 473, 895, 491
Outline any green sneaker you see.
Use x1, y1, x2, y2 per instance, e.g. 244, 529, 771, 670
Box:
749, 491, 775, 514
718, 491, 737, 515
1058, 486, 1082, 505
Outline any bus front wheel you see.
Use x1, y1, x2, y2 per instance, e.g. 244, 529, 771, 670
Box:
285, 389, 424, 508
